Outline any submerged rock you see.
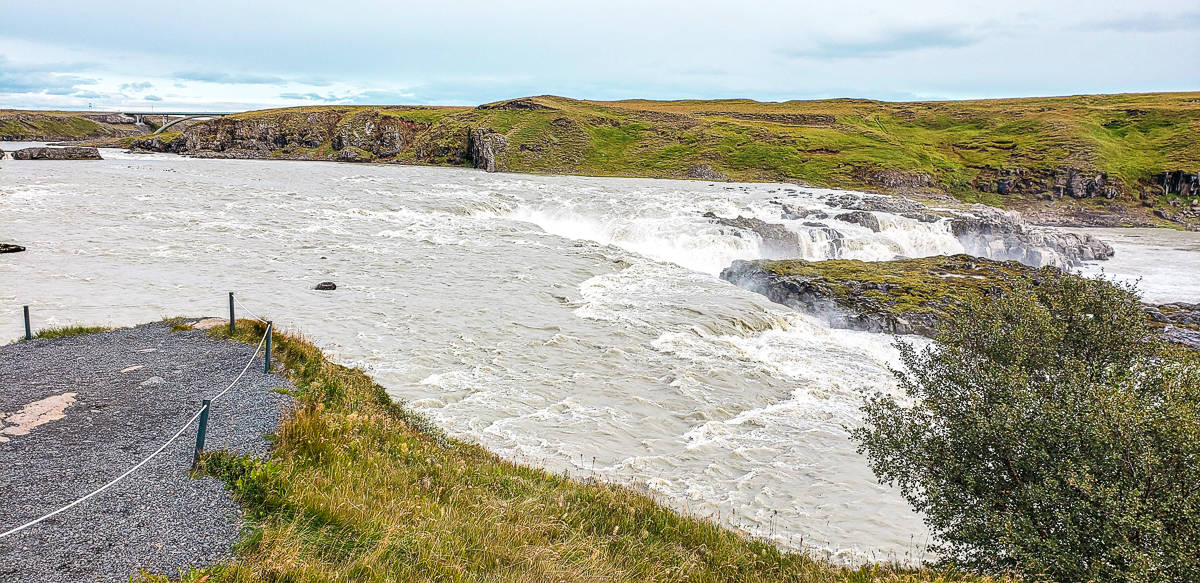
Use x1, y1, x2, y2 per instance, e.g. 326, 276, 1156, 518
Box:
12, 147, 102, 160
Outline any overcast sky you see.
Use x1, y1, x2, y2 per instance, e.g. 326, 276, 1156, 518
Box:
1, 0, 1197, 111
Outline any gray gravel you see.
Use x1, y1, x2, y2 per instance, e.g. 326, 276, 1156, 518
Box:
0, 320, 294, 582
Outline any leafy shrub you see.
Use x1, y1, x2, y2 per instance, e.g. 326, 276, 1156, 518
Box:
854, 271, 1200, 582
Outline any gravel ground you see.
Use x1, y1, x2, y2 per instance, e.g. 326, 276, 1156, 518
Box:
0, 320, 294, 582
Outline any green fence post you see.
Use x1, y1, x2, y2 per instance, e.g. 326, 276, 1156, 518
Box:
228, 292, 235, 334
264, 321, 273, 373
23, 306, 31, 341
192, 399, 211, 469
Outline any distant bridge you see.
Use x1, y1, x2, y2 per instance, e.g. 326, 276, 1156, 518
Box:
118, 111, 238, 135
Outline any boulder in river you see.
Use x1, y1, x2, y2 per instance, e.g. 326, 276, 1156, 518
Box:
315, 281, 337, 291
834, 211, 882, 232
704, 212, 805, 257
0, 243, 25, 254
12, 147, 102, 160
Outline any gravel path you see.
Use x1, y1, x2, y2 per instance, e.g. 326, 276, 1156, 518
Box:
0, 320, 294, 582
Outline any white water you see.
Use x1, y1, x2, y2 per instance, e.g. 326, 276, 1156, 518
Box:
1064, 227, 1200, 304
3, 147, 1191, 563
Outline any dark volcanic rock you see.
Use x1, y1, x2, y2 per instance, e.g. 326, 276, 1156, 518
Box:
684, 164, 728, 181
468, 128, 508, 172
315, 281, 337, 291
834, 211, 882, 232
951, 205, 1114, 267
723, 256, 1200, 349
1145, 302, 1200, 349
1, 243, 26, 253
477, 98, 556, 111
704, 212, 805, 258
12, 146, 102, 160
720, 255, 1026, 336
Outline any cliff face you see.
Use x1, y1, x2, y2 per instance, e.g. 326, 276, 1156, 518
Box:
119, 93, 1200, 228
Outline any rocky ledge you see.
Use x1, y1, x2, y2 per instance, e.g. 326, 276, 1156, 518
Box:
721, 254, 1200, 349
12, 147, 102, 160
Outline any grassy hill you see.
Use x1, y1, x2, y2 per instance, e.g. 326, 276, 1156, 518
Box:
10, 92, 1200, 226
162, 93, 1200, 225
0, 110, 148, 141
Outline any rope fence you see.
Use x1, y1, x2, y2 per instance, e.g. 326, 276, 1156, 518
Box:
0, 293, 274, 539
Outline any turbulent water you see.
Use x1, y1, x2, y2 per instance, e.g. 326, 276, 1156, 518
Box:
3, 146, 1196, 562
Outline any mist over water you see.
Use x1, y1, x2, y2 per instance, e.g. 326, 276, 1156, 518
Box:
4, 148, 1193, 562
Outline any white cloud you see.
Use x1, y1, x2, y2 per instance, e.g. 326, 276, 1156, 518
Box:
0, 0, 1196, 110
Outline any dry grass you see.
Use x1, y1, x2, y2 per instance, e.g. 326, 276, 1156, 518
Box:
144, 320, 1007, 582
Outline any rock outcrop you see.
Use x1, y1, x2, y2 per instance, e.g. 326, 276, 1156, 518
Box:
950, 205, 1114, 267
820, 192, 1114, 268
721, 255, 1028, 336
12, 147, 102, 160
1, 243, 25, 254
468, 128, 508, 172
178, 109, 430, 162
684, 164, 728, 181
703, 212, 836, 258
722, 255, 1200, 348
1145, 303, 1200, 349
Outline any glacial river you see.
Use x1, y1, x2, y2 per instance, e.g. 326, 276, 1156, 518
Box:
3, 146, 1198, 563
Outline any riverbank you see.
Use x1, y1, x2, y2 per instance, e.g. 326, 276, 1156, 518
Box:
0, 320, 292, 583
11, 91, 1200, 229
163, 320, 995, 581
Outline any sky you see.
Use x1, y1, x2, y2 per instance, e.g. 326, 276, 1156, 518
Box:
1, 0, 1197, 111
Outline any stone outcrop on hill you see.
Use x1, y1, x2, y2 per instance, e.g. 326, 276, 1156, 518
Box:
468, 128, 508, 172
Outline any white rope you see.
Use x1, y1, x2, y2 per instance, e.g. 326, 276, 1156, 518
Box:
0, 325, 270, 539
233, 295, 269, 324
210, 327, 269, 403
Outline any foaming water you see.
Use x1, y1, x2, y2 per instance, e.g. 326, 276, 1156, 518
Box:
1062, 227, 1200, 303
4, 151, 1180, 563
506, 184, 967, 274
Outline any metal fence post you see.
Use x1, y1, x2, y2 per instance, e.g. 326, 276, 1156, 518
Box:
228, 292, 235, 334
264, 321, 273, 373
23, 306, 31, 341
192, 400, 211, 468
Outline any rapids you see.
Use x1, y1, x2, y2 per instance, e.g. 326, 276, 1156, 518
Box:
3, 145, 1195, 562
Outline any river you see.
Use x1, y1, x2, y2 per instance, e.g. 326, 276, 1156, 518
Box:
3, 145, 1198, 563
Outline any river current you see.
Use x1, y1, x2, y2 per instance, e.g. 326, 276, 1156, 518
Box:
3, 146, 1198, 562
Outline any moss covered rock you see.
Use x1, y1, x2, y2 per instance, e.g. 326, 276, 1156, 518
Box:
722, 254, 1040, 336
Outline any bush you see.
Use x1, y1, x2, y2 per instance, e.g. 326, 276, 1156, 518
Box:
853, 271, 1200, 582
